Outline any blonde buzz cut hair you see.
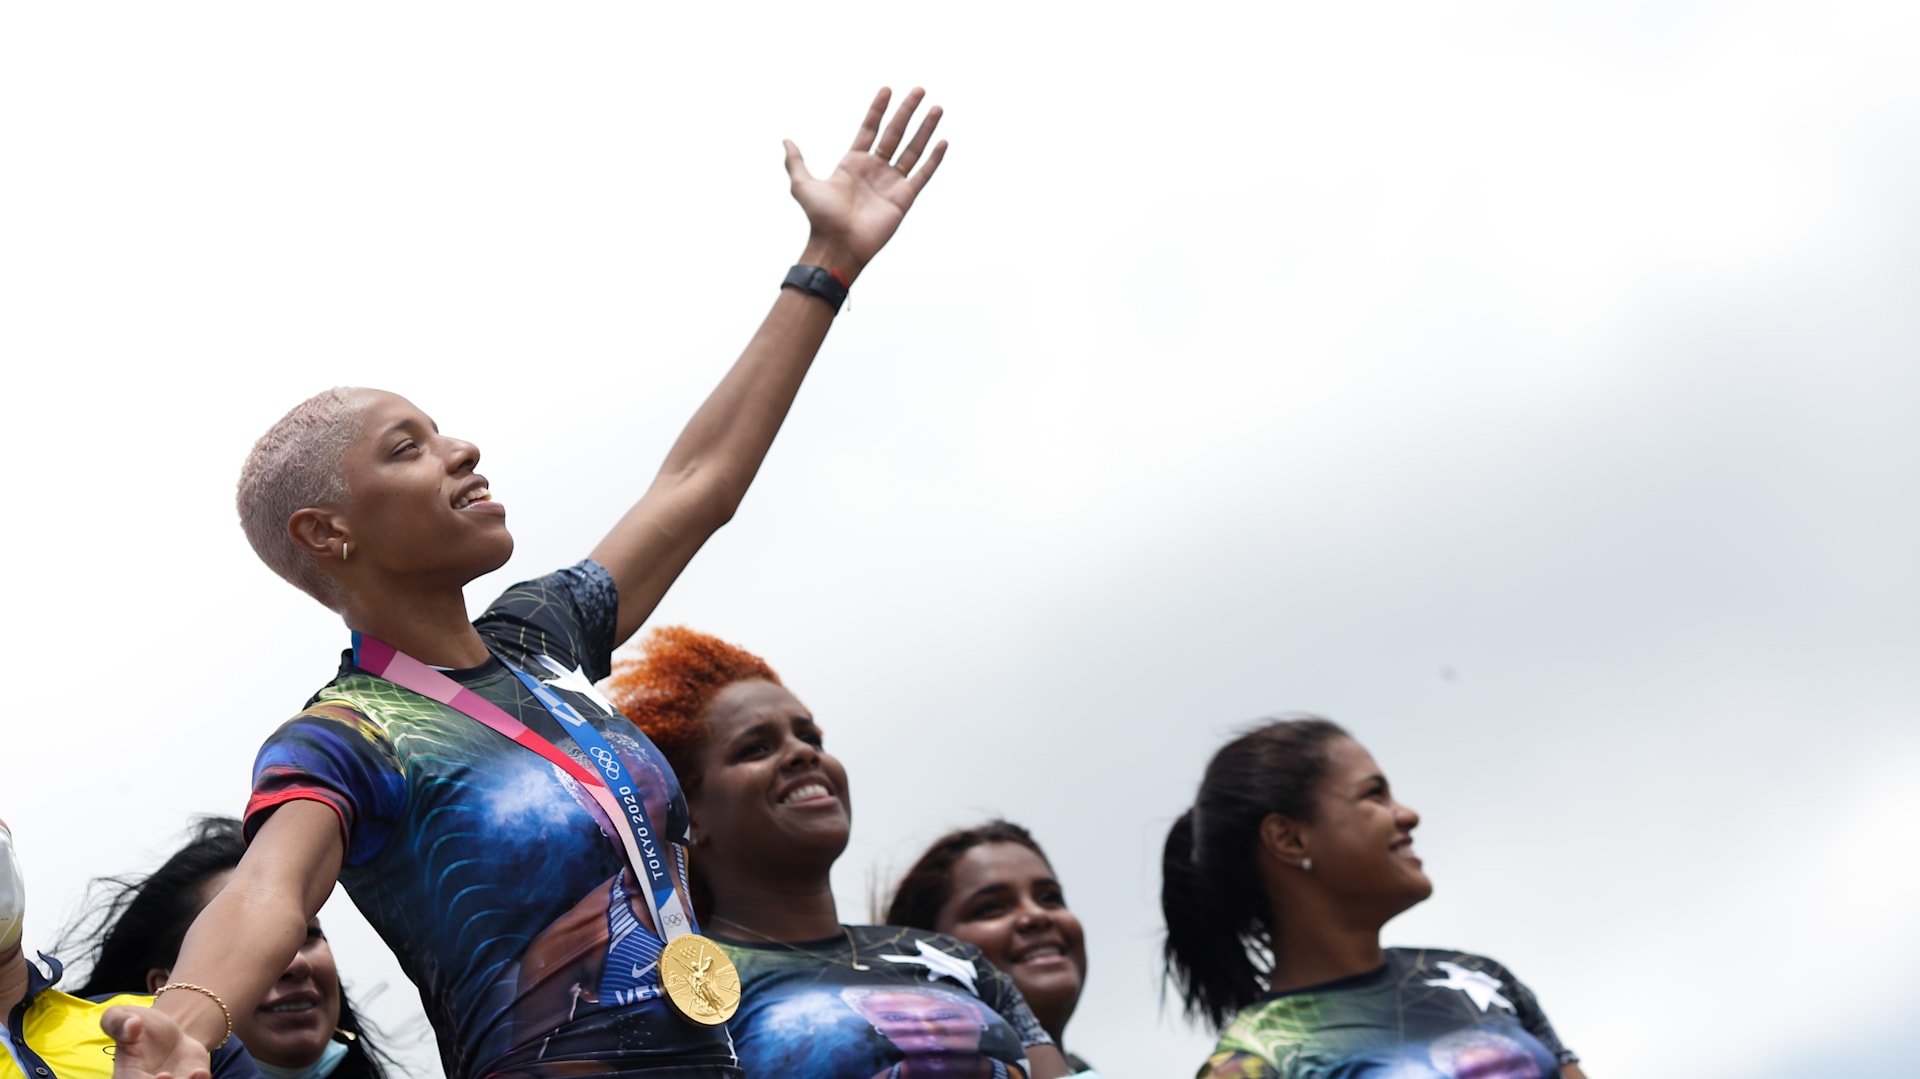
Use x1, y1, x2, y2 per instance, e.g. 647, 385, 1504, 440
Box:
236, 387, 369, 610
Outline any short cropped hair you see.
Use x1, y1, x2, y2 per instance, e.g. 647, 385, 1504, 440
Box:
235, 387, 367, 609
603, 626, 781, 786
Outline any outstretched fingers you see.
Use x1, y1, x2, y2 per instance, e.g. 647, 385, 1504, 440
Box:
906, 138, 949, 193
871, 87, 927, 160
848, 87, 893, 153
890, 104, 944, 175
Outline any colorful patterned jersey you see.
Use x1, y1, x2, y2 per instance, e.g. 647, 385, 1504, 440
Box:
714, 924, 1053, 1079
1198, 948, 1577, 1079
245, 562, 736, 1079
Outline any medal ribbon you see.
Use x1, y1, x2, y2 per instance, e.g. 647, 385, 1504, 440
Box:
351, 633, 697, 942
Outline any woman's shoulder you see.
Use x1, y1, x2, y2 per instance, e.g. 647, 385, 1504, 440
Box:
258, 689, 393, 753
845, 923, 980, 951
1383, 946, 1527, 984
477, 559, 620, 676
1196, 1046, 1284, 1079
843, 925, 1052, 1048
1206, 948, 1567, 1079
844, 924, 996, 978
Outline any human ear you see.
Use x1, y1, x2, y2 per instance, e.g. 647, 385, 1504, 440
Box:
145, 966, 171, 994
1258, 813, 1310, 869
288, 507, 349, 562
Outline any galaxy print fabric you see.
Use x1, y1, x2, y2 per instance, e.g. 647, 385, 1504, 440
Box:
247, 562, 736, 1079
1199, 948, 1577, 1079
717, 925, 1051, 1079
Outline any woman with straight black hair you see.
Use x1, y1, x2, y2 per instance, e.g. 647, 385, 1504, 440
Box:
1163, 718, 1587, 1079
70, 819, 388, 1079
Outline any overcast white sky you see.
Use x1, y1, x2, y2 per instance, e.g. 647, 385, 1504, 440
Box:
4, 3, 1917, 1078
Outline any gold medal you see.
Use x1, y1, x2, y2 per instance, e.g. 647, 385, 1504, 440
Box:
659, 934, 741, 1026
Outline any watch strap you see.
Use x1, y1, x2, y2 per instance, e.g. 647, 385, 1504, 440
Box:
781, 264, 849, 313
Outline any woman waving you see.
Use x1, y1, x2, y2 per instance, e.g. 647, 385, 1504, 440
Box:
103, 88, 948, 1079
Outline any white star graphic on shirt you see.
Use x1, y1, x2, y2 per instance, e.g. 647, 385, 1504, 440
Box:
1423, 962, 1515, 1013
878, 940, 979, 994
537, 655, 622, 713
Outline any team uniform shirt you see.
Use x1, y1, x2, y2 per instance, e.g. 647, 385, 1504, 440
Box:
2, 955, 259, 1079
714, 925, 1053, 1079
245, 562, 735, 1079
1198, 948, 1578, 1079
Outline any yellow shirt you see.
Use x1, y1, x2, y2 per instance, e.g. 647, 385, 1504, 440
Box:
2, 988, 151, 1079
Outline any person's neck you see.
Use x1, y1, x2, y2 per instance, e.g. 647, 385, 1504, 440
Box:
0, 947, 31, 1025
343, 583, 490, 669
1036, 1012, 1071, 1058
706, 872, 841, 942
1264, 893, 1386, 994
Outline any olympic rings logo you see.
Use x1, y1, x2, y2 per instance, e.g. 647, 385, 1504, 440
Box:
589, 745, 623, 778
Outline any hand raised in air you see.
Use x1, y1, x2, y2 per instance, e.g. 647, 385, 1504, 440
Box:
784, 87, 949, 278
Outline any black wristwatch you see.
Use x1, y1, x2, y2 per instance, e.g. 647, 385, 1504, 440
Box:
781, 264, 850, 313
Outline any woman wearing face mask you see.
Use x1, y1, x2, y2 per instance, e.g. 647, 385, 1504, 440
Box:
886, 823, 1090, 1073
1163, 719, 1587, 1079
0, 820, 258, 1079
604, 628, 1069, 1079
100, 88, 950, 1079
70, 819, 387, 1079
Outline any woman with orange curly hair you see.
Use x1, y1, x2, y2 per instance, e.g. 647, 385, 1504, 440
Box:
604, 629, 1071, 1079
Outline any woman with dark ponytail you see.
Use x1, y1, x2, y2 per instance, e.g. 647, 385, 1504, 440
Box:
1163, 719, 1587, 1079
70, 819, 391, 1079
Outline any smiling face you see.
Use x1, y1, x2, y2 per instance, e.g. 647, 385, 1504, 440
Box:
1295, 737, 1433, 920
685, 680, 851, 873
932, 842, 1085, 1037
192, 871, 342, 1068
308, 390, 512, 597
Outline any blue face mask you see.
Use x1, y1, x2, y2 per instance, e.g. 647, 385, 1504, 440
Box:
253, 1037, 350, 1079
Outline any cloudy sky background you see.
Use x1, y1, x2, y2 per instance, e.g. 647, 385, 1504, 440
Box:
4, 3, 1917, 1077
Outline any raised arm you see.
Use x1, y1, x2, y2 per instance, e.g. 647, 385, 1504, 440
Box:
103, 801, 344, 1079
591, 87, 948, 645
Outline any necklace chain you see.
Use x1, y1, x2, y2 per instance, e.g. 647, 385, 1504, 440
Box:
710, 915, 872, 971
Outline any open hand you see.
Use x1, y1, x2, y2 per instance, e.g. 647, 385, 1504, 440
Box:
784, 87, 947, 277
101, 1004, 213, 1079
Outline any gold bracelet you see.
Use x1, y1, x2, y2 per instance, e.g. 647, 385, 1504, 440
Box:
152, 982, 233, 1050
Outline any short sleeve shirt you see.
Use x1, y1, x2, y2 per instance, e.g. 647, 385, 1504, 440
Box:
245, 562, 735, 1079
715, 925, 1053, 1079
1198, 948, 1578, 1079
